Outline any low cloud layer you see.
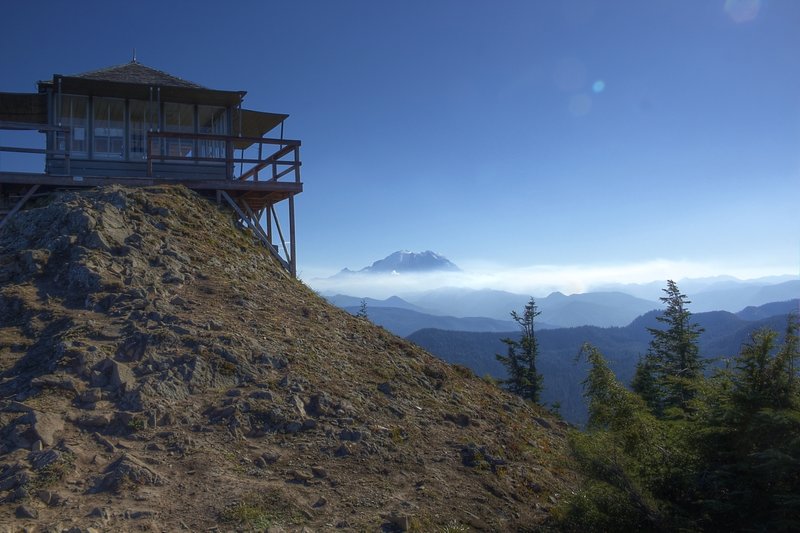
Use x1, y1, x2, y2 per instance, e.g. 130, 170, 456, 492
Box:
304, 259, 794, 299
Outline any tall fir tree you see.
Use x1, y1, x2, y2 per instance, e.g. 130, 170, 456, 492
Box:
631, 354, 661, 413
496, 297, 543, 403
693, 315, 800, 530
355, 298, 369, 319
774, 312, 800, 405
634, 280, 704, 415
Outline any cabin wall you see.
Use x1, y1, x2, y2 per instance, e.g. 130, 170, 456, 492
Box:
47, 158, 227, 180
45, 91, 234, 178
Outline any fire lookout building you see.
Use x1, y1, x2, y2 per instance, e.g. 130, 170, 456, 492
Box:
0, 60, 302, 275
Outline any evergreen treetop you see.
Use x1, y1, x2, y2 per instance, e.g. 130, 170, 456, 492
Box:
496, 297, 543, 403
634, 280, 704, 416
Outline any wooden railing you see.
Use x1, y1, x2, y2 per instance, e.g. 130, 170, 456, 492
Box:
0, 123, 301, 277
146, 131, 301, 182
0, 121, 72, 174
0, 123, 301, 184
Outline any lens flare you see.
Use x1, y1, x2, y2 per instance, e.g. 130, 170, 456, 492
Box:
592, 80, 605, 93
553, 58, 587, 92
724, 0, 761, 23
568, 93, 592, 116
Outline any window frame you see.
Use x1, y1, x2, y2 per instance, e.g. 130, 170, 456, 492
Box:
92, 96, 126, 159
56, 94, 89, 157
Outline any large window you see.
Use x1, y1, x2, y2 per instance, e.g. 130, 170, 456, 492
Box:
57, 95, 89, 155
198, 105, 227, 159
93, 98, 125, 158
163, 102, 194, 159
129, 100, 155, 160
53, 96, 233, 165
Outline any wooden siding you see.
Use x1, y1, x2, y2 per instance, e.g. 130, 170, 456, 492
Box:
46, 158, 228, 180
0, 92, 48, 124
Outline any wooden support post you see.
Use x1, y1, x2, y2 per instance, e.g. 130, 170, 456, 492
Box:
294, 146, 301, 183
256, 142, 262, 181
256, 208, 265, 241
270, 205, 291, 262
289, 194, 296, 277
265, 202, 272, 243
240, 201, 269, 243
0, 184, 40, 231
219, 191, 290, 272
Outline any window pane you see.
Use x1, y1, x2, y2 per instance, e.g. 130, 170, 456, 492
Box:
198, 106, 226, 159
93, 98, 124, 158
164, 103, 194, 159
57, 95, 88, 154
129, 100, 155, 160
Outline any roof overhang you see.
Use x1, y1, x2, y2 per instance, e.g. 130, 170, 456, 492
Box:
44, 75, 245, 107
233, 110, 289, 148
0, 92, 48, 124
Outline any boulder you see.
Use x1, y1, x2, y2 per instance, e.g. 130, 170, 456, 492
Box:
92, 454, 161, 493
109, 360, 136, 392
29, 411, 64, 447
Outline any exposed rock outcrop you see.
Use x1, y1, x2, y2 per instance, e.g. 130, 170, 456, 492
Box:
0, 186, 577, 530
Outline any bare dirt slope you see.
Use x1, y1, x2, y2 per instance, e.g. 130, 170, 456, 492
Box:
0, 186, 577, 532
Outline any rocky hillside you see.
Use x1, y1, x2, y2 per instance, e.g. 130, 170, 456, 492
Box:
0, 186, 577, 531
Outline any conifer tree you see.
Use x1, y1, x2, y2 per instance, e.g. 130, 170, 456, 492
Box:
774, 312, 800, 404
356, 298, 369, 319
561, 344, 668, 531
694, 316, 800, 530
496, 297, 543, 403
640, 280, 704, 415
631, 355, 661, 414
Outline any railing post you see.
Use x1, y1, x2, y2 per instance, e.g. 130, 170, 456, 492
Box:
147, 135, 153, 177
294, 146, 301, 183
65, 128, 71, 175
226, 139, 233, 179
272, 144, 278, 181
255, 142, 262, 181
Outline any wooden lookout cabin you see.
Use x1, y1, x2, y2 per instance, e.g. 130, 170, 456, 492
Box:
0, 60, 302, 275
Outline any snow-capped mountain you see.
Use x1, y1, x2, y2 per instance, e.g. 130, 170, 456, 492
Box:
338, 250, 460, 275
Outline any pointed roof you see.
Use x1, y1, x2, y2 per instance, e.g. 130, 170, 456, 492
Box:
24, 61, 289, 140
39, 61, 245, 107
72, 60, 206, 89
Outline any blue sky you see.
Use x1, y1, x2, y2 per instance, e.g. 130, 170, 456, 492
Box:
1, 0, 798, 295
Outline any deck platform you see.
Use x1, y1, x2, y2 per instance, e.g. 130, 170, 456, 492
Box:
0, 171, 301, 209
0, 130, 302, 276
0, 170, 302, 275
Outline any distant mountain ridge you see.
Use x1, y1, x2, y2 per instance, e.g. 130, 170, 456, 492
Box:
595, 278, 800, 310
336, 250, 460, 276
325, 290, 652, 333
322, 265, 798, 332
397, 280, 798, 322
400, 288, 660, 327
324, 294, 429, 314
341, 306, 521, 337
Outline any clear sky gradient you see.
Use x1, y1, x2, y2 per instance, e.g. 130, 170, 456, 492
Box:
1, 1, 798, 294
